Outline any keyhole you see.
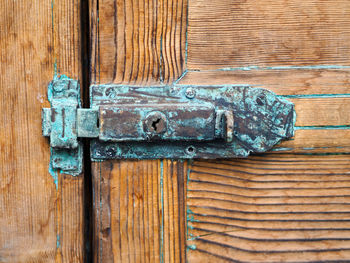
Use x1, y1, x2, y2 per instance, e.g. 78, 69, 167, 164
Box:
144, 111, 167, 134
151, 118, 161, 131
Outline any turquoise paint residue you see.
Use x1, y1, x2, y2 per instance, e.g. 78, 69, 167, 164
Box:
187, 244, 196, 250
53, 59, 58, 76
270, 147, 294, 151
159, 160, 164, 263
185, 160, 191, 243
174, 69, 188, 84
49, 149, 59, 189
295, 125, 350, 130
185, 27, 188, 66
280, 94, 350, 99
199, 65, 350, 72
56, 234, 60, 248
186, 207, 200, 222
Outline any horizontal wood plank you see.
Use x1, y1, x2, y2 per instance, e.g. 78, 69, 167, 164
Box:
178, 69, 350, 95
187, 0, 350, 70
187, 155, 350, 262
178, 70, 350, 153
274, 129, 350, 153
292, 97, 350, 127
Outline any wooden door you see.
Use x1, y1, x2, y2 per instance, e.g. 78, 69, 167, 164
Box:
90, 0, 350, 262
0, 0, 86, 262
1, 0, 350, 263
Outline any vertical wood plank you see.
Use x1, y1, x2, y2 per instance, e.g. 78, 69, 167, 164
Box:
92, 160, 187, 262
0, 0, 84, 262
90, 0, 189, 261
89, 0, 187, 84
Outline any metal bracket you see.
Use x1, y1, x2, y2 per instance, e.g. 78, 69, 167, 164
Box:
42, 77, 84, 175
42, 79, 295, 173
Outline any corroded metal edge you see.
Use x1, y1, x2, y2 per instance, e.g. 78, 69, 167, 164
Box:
90, 84, 295, 160
43, 76, 83, 176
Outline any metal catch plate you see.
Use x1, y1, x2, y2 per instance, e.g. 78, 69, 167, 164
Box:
90, 85, 295, 160
42, 76, 83, 175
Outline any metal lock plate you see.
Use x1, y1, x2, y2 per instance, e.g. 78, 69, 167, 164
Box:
42, 78, 295, 174
89, 84, 295, 160
98, 104, 216, 142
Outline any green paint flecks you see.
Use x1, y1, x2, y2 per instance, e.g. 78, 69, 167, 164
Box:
56, 234, 61, 248
270, 147, 294, 152
197, 65, 350, 72
49, 150, 59, 189
186, 162, 198, 253
187, 244, 196, 250
280, 94, 350, 99
174, 69, 188, 84
295, 125, 350, 130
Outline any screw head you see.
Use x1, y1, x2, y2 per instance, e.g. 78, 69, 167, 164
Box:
105, 87, 117, 98
185, 145, 196, 156
185, 87, 196, 99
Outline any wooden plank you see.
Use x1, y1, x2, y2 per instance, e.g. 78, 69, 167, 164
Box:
275, 129, 350, 153
187, 155, 350, 262
89, 0, 187, 84
90, 0, 189, 261
187, 0, 350, 70
92, 160, 187, 262
0, 0, 84, 262
292, 98, 350, 126
178, 71, 350, 153
178, 69, 350, 95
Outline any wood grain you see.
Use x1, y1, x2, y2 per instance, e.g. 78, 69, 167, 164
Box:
88, 1, 350, 263
0, 0, 84, 262
92, 160, 187, 262
187, 155, 350, 262
178, 70, 350, 154
187, 0, 350, 70
275, 129, 350, 153
90, 1, 189, 261
178, 69, 350, 96
89, 0, 187, 84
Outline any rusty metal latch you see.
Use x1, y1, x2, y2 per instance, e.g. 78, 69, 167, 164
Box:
42, 78, 295, 175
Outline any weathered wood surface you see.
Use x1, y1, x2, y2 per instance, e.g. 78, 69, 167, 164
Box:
178, 70, 350, 154
187, 0, 350, 70
89, 0, 187, 84
0, 0, 84, 262
183, 3, 350, 261
179, 69, 350, 96
89, 0, 350, 262
90, 0, 189, 261
92, 160, 187, 262
184, 0, 350, 153
187, 155, 350, 262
